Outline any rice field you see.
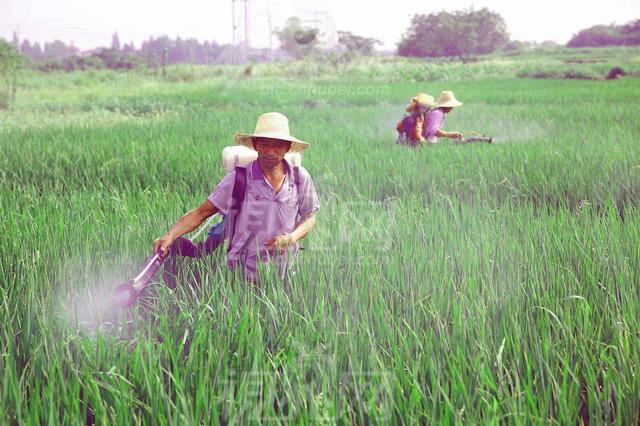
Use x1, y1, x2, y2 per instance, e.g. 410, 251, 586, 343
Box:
1, 52, 640, 423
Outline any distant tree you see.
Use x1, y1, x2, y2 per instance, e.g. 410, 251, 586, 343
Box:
536, 40, 561, 49
397, 8, 509, 57
141, 35, 169, 68
337, 31, 381, 56
502, 40, 525, 52
43, 40, 78, 60
567, 25, 621, 47
0, 39, 23, 108
111, 32, 121, 51
19, 40, 44, 60
31, 42, 43, 59
18, 34, 225, 70
139, 35, 222, 65
90, 48, 138, 70
275, 17, 318, 59
199, 40, 222, 63
20, 40, 31, 56
122, 42, 135, 54
567, 19, 640, 47
622, 19, 640, 34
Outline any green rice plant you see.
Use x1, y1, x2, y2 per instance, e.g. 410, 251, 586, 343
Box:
1, 58, 639, 423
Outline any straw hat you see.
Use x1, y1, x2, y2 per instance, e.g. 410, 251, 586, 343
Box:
434, 91, 463, 108
406, 92, 435, 112
234, 112, 309, 153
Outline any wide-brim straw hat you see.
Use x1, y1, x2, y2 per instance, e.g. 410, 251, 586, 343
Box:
234, 112, 309, 153
434, 91, 463, 108
406, 92, 435, 112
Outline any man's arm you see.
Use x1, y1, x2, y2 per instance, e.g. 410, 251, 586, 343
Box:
266, 211, 317, 255
435, 129, 463, 139
290, 211, 317, 243
153, 199, 219, 253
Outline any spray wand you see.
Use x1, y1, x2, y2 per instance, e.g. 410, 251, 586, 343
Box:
455, 130, 493, 145
110, 214, 220, 309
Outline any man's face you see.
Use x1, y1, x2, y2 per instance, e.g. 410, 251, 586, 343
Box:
253, 137, 291, 169
417, 104, 429, 115
442, 107, 453, 113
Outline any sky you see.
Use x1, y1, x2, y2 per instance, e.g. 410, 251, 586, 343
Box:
1, 0, 639, 51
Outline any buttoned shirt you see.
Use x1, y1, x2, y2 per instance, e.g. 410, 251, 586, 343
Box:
208, 159, 319, 280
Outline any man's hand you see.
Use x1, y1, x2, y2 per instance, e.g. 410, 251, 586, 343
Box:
448, 131, 463, 140
153, 234, 174, 255
265, 234, 295, 255
266, 212, 316, 256
151, 199, 219, 256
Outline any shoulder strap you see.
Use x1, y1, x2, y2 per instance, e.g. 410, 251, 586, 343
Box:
293, 165, 301, 197
227, 166, 247, 253
232, 166, 247, 210
292, 165, 308, 251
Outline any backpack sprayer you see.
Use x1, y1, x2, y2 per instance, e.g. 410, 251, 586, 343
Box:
109, 146, 303, 310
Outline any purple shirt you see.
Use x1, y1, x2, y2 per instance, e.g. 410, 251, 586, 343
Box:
207, 159, 319, 280
424, 108, 446, 140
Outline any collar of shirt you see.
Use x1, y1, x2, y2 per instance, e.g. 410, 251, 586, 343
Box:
250, 158, 294, 193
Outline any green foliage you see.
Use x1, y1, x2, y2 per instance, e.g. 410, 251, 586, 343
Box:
185, 46, 639, 82
0, 39, 21, 75
0, 54, 639, 424
398, 8, 510, 58
35, 49, 141, 73
275, 16, 319, 59
21, 36, 225, 71
337, 31, 381, 57
139, 36, 223, 65
568, 19, 640, 47
0, 39, 23, 108
24, 45, 639, 82
41, 39, 79, 59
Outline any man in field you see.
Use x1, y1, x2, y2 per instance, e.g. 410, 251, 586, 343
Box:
424, 91, 464, 144
153, 112, 320, 283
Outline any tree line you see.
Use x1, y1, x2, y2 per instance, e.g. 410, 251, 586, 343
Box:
12, 32, 228, 72
2, 10, 640, 75
567, 20, 640, 48
397, 10, 639, 57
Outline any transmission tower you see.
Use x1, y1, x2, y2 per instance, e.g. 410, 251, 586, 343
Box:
231, 0, 252, 63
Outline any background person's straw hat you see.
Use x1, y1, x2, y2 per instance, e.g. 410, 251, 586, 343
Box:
434, 91, 463, 108
406, 92, 435, 112
234, 112, 309, 153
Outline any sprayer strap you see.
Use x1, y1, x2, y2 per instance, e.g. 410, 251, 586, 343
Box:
227, 166, 247, 254
293, 165, 301, 199
232, 167, 247, 208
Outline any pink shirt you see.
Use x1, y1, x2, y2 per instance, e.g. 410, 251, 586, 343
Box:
208, 159, 319, 280
424, 108, 446, 139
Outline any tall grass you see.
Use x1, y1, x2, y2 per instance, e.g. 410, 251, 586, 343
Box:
1, 62, 639, 423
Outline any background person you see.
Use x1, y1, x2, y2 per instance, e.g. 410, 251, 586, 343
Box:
424, 91, 464, 144
396, 92, 436, 147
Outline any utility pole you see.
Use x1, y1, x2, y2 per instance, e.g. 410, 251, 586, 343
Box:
267, 7, 273, 62
12, 29, 20, 51
243, 0, 249, 63
231, 0, 237, 64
